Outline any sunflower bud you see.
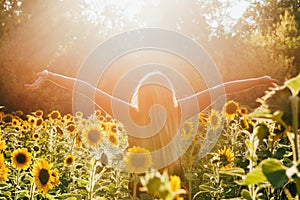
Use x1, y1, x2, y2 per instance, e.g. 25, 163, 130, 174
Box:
254, 123, 270, 140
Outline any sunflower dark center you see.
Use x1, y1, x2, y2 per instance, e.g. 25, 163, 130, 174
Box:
66, 157, 73, 164
36, 118, 43, 126
110, 125, 117, 133
109, 135, 117, 145
88, 130, 101, 143
131, 154, 146, 168
39, 168, 50, 185
211, 115, 218, 126
68, 125, 75, 132
56, 126, 63, 136
36, 111, 43, 117
226, 103, 237, 114
16, 153, 26, 164
220, 154, 229, 163
51, 112, 58, 119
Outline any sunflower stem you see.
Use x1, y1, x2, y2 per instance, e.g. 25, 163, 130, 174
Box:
70, 134, 77, 153
291, 96, 299, 161
291, 96, 299, 197
29, 182, 36, 200
188, 179, 192, 200
132, 173, 138, 199
48, 127, 54, 162
88, 158, 97, 200
14, 169, 20, 200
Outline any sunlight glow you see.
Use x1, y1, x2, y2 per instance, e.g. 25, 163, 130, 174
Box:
81, 0, 144, 24
229, 1, 250, 19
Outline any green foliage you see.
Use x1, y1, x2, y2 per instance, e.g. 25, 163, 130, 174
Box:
285, 73, 300, 97
261, 159, 289, 189
242, 167, 266, 185
0, 110, 130, 199
176, 74, 300, 200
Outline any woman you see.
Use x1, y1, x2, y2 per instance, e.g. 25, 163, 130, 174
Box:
25, 70, 278, 169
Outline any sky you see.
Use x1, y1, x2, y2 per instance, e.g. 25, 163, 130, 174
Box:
230, 1, 250, 19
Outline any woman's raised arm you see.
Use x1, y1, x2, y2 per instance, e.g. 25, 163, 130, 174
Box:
25, 70, 116, 115
178, 76, 278, 119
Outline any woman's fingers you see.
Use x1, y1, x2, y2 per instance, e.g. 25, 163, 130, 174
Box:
24, 76, 44, 90
263, 76, 279, 88
25, 70, 49, 90
24, 83, 38, 90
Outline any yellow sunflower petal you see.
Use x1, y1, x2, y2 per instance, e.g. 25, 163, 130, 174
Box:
123, 146, 152, 173
82, 124, 103, 148
64, 154, 75, 166
209, 110, 222, 131
32, 158, 53, 195
224, 100, 240, 119
11, 148, 32, 170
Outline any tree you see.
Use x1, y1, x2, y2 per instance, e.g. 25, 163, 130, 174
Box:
235, 0, 300, 36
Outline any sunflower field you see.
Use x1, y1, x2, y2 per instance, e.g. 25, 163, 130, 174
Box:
0, 74, 300, 200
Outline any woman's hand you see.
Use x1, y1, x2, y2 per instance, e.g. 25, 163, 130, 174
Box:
24, 70, 49, 90
261, 76, 279, 88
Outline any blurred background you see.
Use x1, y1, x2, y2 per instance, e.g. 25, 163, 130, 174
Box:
0, 0, 299, 115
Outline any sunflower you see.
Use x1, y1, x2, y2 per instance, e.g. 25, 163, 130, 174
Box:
63, 114, 73, 122
27, 115, 37, 127
32, 158, 53, 195
66, 123, 76, 134
64, 154, 75, 166
169, 175, 186, 200
181, 121, 194, 138
35, 117, 44, 127
223, 100, 240, 119
108, 122, 118, 134
0, 140, 7, 151
254, 123, 270, 141
0, 153, 4, 165
95, 110, 102, 120
82, 124, 103, 148
239, 106, 249, 115
50, 169, 59, 187
0, 164, 10, 182
198, 112, 208, 125
218, 146, 234, 170
169, 175, 181, 192
11, 118, 20, 127
99, 121, 108, 132
239, 117, 254, 132
11, 148, 32, 170
32, 133, 40, 141
0, 153, 9, 182
55, 126, 64, 137
97, 115, 106, 122
105, 115, 113, 123
15, 110, 23, 117
75, 111, 83, 119
75, 132, 82, 147
107, 132, 118, 146
20, 122, 30, 134
2, 114, 13, 124
32, 110, 44, 118
123, 146, 152, 173
209, 110, 222, 131
48, 110, 61, 121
